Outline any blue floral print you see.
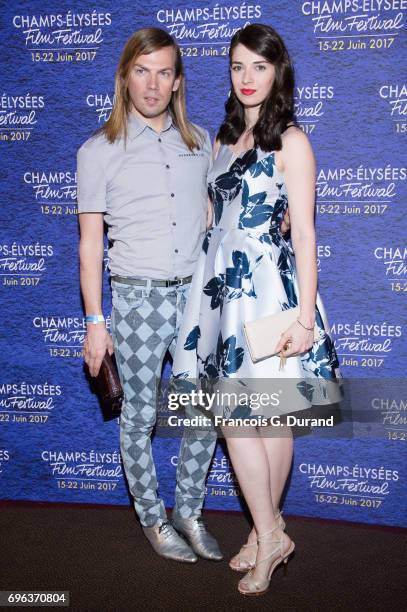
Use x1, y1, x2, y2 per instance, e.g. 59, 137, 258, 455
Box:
172, 146, 342, 417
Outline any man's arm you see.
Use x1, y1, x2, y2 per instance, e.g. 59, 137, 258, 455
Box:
79, 212, 113, 376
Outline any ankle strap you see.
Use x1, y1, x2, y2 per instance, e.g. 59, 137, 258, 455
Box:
257, 525, 280, 543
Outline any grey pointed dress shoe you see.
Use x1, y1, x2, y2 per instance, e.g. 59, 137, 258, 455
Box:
142, 519, 198, 563
171, 513, 223, 561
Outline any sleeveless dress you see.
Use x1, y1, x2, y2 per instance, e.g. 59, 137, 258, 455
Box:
172, 145, 342, 419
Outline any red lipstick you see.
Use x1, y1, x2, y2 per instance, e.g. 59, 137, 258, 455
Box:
241, 89, 256, 96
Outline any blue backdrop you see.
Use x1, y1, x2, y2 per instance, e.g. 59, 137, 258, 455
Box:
1, 0, 406, 528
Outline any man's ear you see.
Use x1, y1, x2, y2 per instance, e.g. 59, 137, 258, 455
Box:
172, 76, 181, 92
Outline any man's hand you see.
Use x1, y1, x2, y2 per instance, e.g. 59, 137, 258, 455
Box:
280, 208, 291, 235
83, 324, 114, 377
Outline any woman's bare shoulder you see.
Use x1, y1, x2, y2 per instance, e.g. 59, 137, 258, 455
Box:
282, 124, 308, 145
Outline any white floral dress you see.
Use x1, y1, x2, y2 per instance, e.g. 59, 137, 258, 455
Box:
172, 146, 342, 418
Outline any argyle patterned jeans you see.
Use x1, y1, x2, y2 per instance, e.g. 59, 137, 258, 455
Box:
111, 279, 217, 527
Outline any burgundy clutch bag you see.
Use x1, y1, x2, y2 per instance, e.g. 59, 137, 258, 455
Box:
94, 351, 123, 413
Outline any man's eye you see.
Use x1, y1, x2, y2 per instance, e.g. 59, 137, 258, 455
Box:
135, 68, 145, 74
161, 72, 170, 77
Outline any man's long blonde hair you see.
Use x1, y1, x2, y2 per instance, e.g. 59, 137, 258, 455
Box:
101, 28, 201, 150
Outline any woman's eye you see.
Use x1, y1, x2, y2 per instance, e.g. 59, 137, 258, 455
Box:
256, 65, 266, 71
231, 65, 241, 71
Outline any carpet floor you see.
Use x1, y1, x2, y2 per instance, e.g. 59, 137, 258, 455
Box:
1, 502, 406, 612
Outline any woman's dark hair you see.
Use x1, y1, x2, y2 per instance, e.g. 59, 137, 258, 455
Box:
217, 23, 297, 151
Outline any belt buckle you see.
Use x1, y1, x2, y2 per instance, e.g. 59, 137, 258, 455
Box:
164, 278, 177, 287
164, 277, 185, 287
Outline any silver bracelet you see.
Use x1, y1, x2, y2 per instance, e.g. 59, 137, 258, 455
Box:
296, 318, 314, 332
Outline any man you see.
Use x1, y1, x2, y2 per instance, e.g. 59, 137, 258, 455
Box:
77, 27, 221, 563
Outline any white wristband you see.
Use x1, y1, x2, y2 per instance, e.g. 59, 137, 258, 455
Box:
85, 314, 105, 324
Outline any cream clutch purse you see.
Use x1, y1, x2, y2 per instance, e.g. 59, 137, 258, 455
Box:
243, 306, 320, 366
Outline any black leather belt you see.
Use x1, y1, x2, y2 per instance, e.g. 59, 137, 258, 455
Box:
111, 275, 192, 287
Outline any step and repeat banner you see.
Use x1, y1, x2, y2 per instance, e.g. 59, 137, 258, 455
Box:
1, 0, 406, 527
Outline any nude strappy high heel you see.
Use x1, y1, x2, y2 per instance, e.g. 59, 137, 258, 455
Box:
237, 525, 295, 596
229, 510, 286, 573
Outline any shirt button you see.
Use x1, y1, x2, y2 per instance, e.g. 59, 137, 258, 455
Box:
175, 249, 179, 253
172, 222, 176, 226
171, 193, 175, 198
158, 138, 162, 143
166, 164, 170, 169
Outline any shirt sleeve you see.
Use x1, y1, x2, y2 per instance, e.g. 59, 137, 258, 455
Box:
77, 142, 107, 213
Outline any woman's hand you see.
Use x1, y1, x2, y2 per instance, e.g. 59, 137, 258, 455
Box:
274, 320, 314, 358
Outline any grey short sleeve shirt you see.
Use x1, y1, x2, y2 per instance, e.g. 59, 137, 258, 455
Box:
77, 113, 212, 279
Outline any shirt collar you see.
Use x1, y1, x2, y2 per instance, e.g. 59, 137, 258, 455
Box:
127, 112, 174, 140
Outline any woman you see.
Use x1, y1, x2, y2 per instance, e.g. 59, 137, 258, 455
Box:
172, 24, 341, 595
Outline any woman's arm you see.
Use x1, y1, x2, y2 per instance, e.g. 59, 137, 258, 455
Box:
207, 198, 213, 229
274, 127, 317, 356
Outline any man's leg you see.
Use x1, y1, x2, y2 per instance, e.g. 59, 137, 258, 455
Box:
111, 280, 197, 562
173, 402, 217, 518
112, 282, 169, 525
168, 284, 222, 560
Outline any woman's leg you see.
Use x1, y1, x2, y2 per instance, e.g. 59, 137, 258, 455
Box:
234, 425, 293, 567
223, 427, 293, 592
259, 424, 294, 513
223, 426, 277, 536
223, 426, 293, 589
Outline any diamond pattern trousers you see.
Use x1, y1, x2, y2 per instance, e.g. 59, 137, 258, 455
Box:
111, 279, 217, 527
